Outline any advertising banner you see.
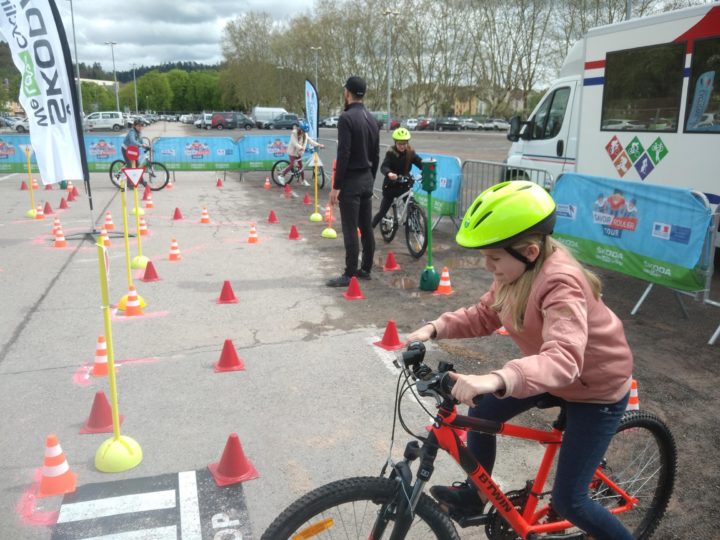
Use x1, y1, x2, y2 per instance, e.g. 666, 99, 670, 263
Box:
85, 135, 123, 172
304, 79, 319, 140
0, 134, 38, 173
411, 153, 462, 216
552, 173, 712, 291
152, 137, 239, 171
237, 135, 291, 170
0, 0, 87, 184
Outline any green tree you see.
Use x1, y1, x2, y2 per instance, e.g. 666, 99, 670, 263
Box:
166, 69, 190, 111
137, 70, 172, 111
81, 82, 115, 112
186, 71, 220, 111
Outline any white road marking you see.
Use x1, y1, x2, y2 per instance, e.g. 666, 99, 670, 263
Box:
365, 336, 400, 374
79, 525, 177, 540
178, 471, 202, 540
0, 173, 18, 183
56, 490, 176, 523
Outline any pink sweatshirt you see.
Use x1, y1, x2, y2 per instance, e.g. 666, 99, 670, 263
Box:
431, 249, 633, 403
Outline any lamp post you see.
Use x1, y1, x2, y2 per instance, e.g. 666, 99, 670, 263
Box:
104, 41, 120, 112
276, 65, 285, 107
67, 0, 83, 117
384, 9, 399, 132
132, 63, 138, 114
309, 46, 321, 97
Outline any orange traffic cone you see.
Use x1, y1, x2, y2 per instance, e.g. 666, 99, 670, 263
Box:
200, 208, 210, 224
43, 201, 54, 215
288, 225, 300, 240
267, 210, 278, 224
627, 379, 640, 411
20, 180, 28, 190
218, 281, 238, 304
214, 339, 245, 372
71, 186, 79, 198
283, 183, 292, 197
67, 190, 76, 202
247, 223, 258, 244
145, 192, 154, 209
302, 193, 311, 205
433, 267, 454, 295
80, 390, 123, 434
208, 433, 259, 486
168, 238, 182, 261
264, 176, 271, 189
383, 252, 401, 272
37, 434, 76, 498
54, 227, 67, 248
91, 335, 108, 376
44, 183, 53, 191
323, 204, 331, 222
51, 217, 61, 235
123, 286, 144, 316
66, 180, 74, 193
173, 207, 183, 220
140, 260, 160, 282
139, 217, 149, 236
142, 185, 151, 201
374, 320, 405, 350
100, 228, 110, 247
343, 276, 366, 300
495, 326, 510, 336
32, 178, 40, 190
59, 197, 69, 209
216, 177, 223, 188
166, 179, 174, 189
104, 212, 115, 231
35, 204, 45, 220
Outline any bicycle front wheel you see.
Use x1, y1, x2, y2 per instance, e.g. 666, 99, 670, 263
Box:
261, 476, 458, 540
317, 165, 326, 189
405, 203, 428, 258
271, 160, 290, 187
109, 159, 125, 189
380, 204, 398, 242
145, 161, 169, 191
590, 410, 676, 539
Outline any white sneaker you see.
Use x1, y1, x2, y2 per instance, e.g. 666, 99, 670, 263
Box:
277, 174, 285, 186
299, 179, 310, 187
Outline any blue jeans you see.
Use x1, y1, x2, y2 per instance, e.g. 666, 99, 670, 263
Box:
467, 392, 632, 540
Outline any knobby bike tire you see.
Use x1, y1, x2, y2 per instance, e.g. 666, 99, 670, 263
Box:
109, 159, 125, 189
260, 476, 459, 540
145, 161, 169, 191
589, 410, 676, 540
380, 204, 399, 243
405, 203, 428, 258
317, 166, 326, 189
271, 160, 291, 187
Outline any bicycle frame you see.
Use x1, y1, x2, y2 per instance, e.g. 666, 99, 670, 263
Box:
391, 188, 416, 226
412, 404, 639, 539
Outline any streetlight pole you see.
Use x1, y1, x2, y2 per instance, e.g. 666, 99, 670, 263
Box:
132, 63, 138, 114
276, 65, 285, 107
67, 0, 83, 117
384, 9, 399, 132
104, 41, 120, 112
309, 46, 321, 97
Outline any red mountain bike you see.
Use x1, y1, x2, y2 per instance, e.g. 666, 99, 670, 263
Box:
262, 342, 676, 539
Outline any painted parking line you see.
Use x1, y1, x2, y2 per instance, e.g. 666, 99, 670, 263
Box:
178, 471, 201, 539
81, 525, 177, 540
57, 490, 176, 523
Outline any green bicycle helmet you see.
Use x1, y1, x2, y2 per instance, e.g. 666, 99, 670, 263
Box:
392, 127, 411, 141
456, 181, 556, 265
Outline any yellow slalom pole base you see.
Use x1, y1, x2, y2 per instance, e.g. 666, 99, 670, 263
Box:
309, 212, 323, 223
321, 227, 338, 239
131, 206, 145, 216
26, 208, 37, 218
95, 435, 143, 473
117, 293, 147, 310
131, 255, 149, 270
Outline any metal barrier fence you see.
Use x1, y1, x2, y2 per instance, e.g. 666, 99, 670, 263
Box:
458, 160, 554, 221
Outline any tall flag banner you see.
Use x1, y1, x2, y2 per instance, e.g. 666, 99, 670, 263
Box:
304, 79, 319, 140
0, 0, 88, 185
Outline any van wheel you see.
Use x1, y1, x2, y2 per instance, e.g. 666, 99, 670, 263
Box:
217, 124, 223, 130
244, 124, 252, 130
112, 124, 121, 131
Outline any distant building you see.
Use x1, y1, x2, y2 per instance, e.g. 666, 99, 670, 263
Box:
79, 78, 115, 88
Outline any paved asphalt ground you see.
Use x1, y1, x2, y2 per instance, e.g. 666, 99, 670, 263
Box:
0, 124, 531, 539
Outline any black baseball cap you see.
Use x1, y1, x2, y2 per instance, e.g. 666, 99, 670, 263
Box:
344, 76, 366, 97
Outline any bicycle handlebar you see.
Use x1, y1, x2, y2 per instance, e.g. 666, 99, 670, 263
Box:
402, 342, 457, 403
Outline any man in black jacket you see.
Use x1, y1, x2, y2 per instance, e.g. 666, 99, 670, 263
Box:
326, 76, 380, 287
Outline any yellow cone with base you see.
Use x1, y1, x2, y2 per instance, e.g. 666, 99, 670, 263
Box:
96, 434, 143, 473
131, 254, 149, 270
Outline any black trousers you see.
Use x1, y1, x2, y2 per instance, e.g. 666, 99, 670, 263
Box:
338, 170, 375, 276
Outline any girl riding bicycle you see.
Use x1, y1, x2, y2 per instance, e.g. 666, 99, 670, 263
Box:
371, 127, 423, 228
277, 121, 324, 186
407, 181, 635, 540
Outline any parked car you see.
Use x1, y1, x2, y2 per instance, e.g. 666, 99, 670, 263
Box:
85, 111, 124, 131
210, 112, 252, 130
14, 118, 30, 132
416, 118, 433, 131
459, 118, 481, 130
195, 113, 213, 129
436, 117, 461, 131
252, 106, 289, 128
389, 118, 401, 129
482, 118, 511, 131
266, 113, 300, 129
404, 118, 419, 130
321, 116, 340, 127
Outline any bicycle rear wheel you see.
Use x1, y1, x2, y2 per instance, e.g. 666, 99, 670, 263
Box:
380, 204, 398, 242
261, 476, 458, 540
589, 411, 676, 539
109, 159, 125, 189
144, 161, 169, 191
272, 160, 290, 187
405, 202, 428, 258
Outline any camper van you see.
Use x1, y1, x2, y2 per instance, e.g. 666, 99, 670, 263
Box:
252, 107, 288, 128
507, 3, 720, 207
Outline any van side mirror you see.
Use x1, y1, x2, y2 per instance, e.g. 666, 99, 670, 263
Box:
507, 116, 522, 142
521, 120, 534, 141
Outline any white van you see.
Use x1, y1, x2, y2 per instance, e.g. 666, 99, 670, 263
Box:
506, 3, 720, 207
85, 111, 124, 132
252, 106, 288, 128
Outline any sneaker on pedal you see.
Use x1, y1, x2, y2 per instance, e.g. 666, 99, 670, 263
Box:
299, 179, 310, 187
430, 481, 486, 516
277, 174, 285, 186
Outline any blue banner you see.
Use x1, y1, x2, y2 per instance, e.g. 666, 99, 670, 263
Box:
305, 80, 319, 140
0, 134, 35, 172
552, 173, 712, 291
85, 135, 124, 172
152, 137, 239, 171
412, 153, 462, 215
237, 135, 291, 170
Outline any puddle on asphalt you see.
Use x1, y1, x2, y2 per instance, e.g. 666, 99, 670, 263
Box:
389, 276, 418, 290
442, 255, 483, 269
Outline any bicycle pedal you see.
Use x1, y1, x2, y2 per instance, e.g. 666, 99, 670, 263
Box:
451, 511, 490, 528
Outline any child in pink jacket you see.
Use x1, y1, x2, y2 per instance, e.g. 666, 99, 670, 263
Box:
407, 181, 634, 540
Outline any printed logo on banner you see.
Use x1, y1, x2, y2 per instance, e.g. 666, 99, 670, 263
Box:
605, 136, 623, 161
652, 222, 671, 240
625, 137, 645, 163
160, 148, 176, 157
184, 141, 210, 159
245, 147, 259, 155
267, 139, 288, 157
439, 177, 452, 188
556, 203, 577, 220
18, 51, 41, 98
634, 153, 655, 180
596, 247, 624, 266
643, 260, 671, 277
216, 148, 234, 156
612, 152, 632, 177
652, 222, 691, 245
89, 139, 116, 160
647, 137, 668, 165
0, 139, 17, 159
592, 189, 638, 239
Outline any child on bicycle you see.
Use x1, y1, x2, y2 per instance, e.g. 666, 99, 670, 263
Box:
122, 119, 150, 167
277, 120, 324, 186
406, 181, 635, 540
371, 127, 423, 228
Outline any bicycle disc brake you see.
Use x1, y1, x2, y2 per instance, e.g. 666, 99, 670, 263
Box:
485, 489, 528, 540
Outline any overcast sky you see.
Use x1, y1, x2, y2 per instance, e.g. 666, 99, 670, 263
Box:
52, 0, 315, 73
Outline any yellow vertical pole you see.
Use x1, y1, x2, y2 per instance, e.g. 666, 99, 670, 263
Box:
25, 147, 36, 217
120, 181, 133, 289
133, 187, 143, 258
309, 152, 323, 222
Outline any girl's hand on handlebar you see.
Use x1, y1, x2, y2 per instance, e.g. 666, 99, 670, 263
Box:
388, 173, 398, 181
449, 372, 505, 406
406, 323, 435, 342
